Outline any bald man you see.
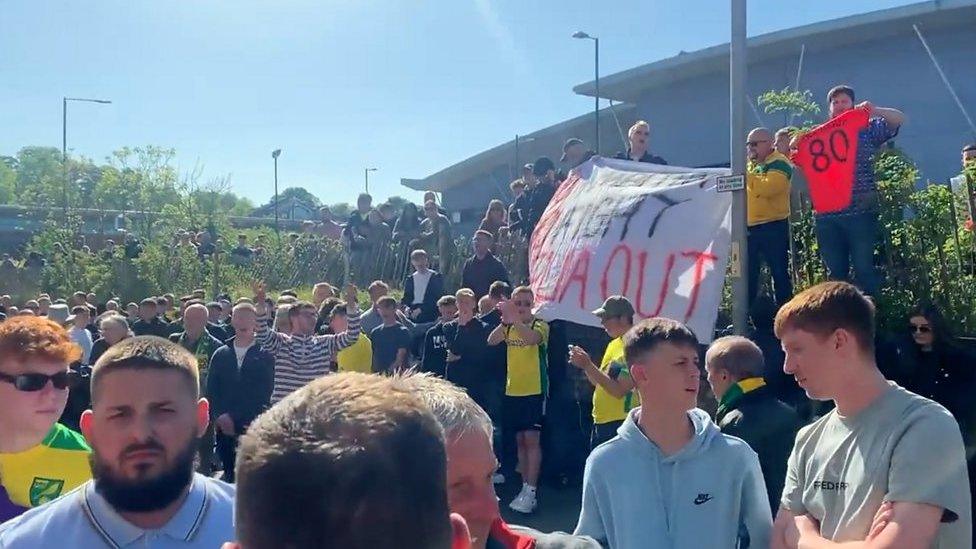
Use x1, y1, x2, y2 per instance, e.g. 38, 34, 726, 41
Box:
746, 127, 793, 314
170, 303, 224, 474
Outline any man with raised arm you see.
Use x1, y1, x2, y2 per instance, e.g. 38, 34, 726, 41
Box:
252, 281, 361, 403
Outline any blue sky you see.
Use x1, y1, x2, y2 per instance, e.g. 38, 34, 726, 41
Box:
0, 0, 914, 207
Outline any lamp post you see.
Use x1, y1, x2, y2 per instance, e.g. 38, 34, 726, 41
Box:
573, 31, 599, 155
730, 0, 749, 335
272, 149, 282, 235
513, 135, 535, 180
63, 97, 111, 215
364, 167, 377, 194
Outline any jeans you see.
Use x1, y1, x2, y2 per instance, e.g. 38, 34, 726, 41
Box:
747, 219, 793, 307
814, 212, 880, 295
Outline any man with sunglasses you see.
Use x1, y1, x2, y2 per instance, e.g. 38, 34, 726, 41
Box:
488, 286, 549, 514
0, 316, 90, 522
746, 127, 793, 315
0, 336, 235, 548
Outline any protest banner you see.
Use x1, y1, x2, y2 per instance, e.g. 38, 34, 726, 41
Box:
792, 106, 870, 214
529, 157, 731, 343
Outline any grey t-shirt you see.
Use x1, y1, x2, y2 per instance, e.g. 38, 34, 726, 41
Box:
782, 383, 971, 547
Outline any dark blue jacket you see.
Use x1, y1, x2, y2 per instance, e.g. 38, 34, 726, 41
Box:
206, 339, 275, 434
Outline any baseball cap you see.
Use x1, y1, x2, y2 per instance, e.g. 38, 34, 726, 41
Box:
532, 157, 555, 177
560, 138, 585, 162
592, 296, 635, 319
522, 163, 534, 173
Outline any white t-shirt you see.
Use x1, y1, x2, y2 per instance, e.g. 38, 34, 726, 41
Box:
233, 343, 252, 370
412, 270, 433, 305
68, 326, 93, 365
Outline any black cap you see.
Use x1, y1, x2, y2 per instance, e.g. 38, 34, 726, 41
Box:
560, 138, 585, 162
532, 157, 555, 177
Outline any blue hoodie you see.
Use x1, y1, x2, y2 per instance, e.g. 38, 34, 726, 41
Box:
574, 408, 772, 548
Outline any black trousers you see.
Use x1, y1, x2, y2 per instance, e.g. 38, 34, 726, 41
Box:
747, 219, 793, 308
216, 433, 238, 483
590, 420, 623, 451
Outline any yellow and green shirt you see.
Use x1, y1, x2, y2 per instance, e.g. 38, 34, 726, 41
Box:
592, 337, 640, 425
747, 150, 792, 226
504, 319, 549, 397
0, 423, 91, 515
337, 334, 373, 374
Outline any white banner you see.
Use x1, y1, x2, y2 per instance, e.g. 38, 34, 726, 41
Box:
529, 157, 732, 343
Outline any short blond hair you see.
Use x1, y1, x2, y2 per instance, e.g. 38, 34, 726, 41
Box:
512, 286, 534, 300
628, 120, 650, 140
705, 336, 765, 380
455, 288, 476, 303
398, 372, 492, 443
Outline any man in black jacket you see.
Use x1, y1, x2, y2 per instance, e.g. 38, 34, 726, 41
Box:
614, 120, 668, 165
421, 295, 458, 378
206, 302, 274, 482
462, 231, 510, 300
705, 335, 801, 513
130, 298, 171, 338
402, 249, 444, 324
444, 289, 490, 410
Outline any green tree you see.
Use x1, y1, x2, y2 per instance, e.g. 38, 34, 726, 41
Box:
0, 161, 15, 204
383, 195, 414, 214
325, 202, 352, 218
14, 146, 65, 207
266, 186, 321, 208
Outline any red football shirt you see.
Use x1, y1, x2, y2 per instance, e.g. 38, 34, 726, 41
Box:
792, 106, 870, 214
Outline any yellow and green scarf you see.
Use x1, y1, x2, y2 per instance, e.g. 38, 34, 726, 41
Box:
716, 377, 766, 420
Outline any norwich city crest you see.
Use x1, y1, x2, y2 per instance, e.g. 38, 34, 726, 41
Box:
29, 477, 65, 506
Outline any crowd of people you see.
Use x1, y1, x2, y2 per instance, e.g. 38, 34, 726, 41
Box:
0, 83, 975, 549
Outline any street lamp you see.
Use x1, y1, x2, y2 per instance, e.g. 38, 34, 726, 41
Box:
729, 0, 749, 335
63, 97, 111, 215
513, 135, 535, 180
573, 31, 599, 155
272, 149, 282, 235
364, 167, 377, 194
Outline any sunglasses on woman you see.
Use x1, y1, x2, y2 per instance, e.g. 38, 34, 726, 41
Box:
0, 370, 78, 392
909, 324, 932, 334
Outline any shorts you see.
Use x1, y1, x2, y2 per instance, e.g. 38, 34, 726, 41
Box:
591, 420, 623, 450
504, 394, 545, 433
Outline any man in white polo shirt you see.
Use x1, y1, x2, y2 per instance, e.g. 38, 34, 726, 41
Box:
0, 336, 235, 548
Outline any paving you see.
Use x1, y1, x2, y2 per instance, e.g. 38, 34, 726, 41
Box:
497, 477, 583, 535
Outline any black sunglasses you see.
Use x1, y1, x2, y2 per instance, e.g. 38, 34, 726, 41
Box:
909, 325, 932, 334
0, 370, 78, 392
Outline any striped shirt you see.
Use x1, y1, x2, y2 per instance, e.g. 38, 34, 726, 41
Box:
258, 306, 361, 403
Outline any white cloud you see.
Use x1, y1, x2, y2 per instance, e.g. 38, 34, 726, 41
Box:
473, 0, 531, 77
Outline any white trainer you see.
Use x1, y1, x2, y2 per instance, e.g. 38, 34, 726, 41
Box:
508, 489, 537, 514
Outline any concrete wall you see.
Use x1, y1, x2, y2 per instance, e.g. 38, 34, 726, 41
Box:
636, 20, 976, 183
441, 110, 637, 236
